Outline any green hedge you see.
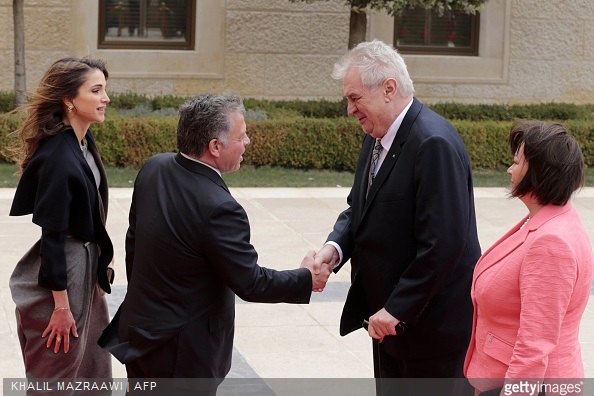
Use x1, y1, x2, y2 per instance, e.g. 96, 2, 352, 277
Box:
430, 102, 594, 121
244, 117, 361, 171
459, 119, 594, 168
92, 116, 179, 167
3, 91, 594, 121
0, 92, 15, 113
2, 114, 594, 171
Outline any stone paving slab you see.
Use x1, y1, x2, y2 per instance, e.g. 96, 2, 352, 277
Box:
1, 187, 593, 394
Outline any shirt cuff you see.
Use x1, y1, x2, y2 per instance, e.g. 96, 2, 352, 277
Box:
324, 241, 343, 269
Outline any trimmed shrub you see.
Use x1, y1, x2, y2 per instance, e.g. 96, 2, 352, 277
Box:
242, 98, 343, 119
0, 113, 22, 163
244, 117, 361, 171
113, 103, 179, 117
108, 93, 150, 110
2, 91, 594, 121
430, 102, 594, 121
454, 121, 512, 168
569, 120, 594, 166
1, 114, 593, 172
150, 95, 187, 110
92, 116, 178, 168
0, 92, 16, 113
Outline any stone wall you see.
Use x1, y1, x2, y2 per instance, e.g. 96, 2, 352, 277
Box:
219, 0, 348, 99
412, 0, 594, 104
504, 0, 594, 104
1, 0, 593, 104
0, 0, 71, 96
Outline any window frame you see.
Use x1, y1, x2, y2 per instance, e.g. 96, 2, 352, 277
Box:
393, 8, 480, 56
98, 0, 196, 50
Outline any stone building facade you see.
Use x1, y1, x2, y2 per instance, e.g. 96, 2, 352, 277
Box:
1, 0, 593, 104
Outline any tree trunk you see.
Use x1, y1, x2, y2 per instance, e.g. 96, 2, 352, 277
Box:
13, 0, 26, 107
348, 2, 367, 49
341, 2, 368, 116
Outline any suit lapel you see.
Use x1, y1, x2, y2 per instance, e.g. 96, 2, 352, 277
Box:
363, 98, 423, 212
525, 202, 572, 231
64, 128, 95, 179
473, 217, 529, 281
356, 136, 375, 215
86, 130, 109, 220
473, 203, 573, 280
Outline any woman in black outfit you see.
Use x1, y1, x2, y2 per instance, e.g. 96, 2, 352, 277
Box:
9, 57, 114, 379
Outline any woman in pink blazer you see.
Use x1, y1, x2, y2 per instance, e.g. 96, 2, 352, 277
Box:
464, 120, 594, 394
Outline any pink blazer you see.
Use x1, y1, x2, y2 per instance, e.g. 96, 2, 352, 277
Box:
464, 202, 593, 388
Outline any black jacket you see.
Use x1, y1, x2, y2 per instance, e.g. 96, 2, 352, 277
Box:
329, 98, 481, 360
99, 153, 311, 379
10, 127, 113, 292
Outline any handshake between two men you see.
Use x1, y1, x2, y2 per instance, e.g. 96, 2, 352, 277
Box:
299, 244, 403, 344
299, 245, 339, 293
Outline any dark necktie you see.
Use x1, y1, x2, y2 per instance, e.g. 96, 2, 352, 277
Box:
367, 138, 383, 195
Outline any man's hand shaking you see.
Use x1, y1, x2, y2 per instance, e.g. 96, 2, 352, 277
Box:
300, 250, 332, 292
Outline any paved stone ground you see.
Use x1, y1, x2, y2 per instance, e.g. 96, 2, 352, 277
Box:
1, 187, 593, 395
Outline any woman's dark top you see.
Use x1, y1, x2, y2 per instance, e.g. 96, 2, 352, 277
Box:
10, 127, 113, 293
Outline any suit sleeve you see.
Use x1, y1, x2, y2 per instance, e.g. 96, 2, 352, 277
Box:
506, 234, 577, 379
203, 199, 312, 304
25, 145, 73, 290
384, 135, 473, 324
38, 228, 68, 290
125, 179, 138, 282
327, 189, 355, 272
29, 144, 76, 232
326, 134, 369, 271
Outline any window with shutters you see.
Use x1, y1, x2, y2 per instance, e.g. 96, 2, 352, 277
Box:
394, 7, 480, 55
99, 0, 195, 50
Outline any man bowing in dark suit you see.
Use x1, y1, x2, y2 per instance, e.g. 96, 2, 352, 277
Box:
314, 40, 481, 393
99, 93, 330, 395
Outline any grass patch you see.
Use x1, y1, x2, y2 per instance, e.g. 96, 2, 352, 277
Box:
222, 166, 355, 187
472, 168, 511, 187
1, 163, 593, 188
0, 163, 355, 188
476, 166, 594, 187
105, 166, 138, 187
0, 163, 21, 188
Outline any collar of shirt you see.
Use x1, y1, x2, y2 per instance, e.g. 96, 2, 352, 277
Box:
378, 98, 414, 152
374, 98, 414, 172
180, 152, 221, 176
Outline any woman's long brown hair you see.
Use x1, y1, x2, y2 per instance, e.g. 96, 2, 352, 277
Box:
11, 57, 108, 172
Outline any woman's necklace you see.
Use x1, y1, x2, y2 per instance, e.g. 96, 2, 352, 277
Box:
80, 137, 88, 156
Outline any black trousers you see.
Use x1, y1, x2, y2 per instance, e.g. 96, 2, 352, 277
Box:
125, 361, 219, 396
372, 339, 473, 396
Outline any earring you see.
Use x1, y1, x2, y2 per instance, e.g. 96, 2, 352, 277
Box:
68, 105, 73, 112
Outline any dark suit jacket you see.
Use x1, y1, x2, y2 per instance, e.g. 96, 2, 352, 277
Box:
99, 153, 312, 379
10, 127, 113, 292
329, 98, 481, 360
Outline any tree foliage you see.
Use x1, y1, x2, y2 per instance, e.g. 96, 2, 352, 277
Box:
288, 0, 489, 51
369, 0, 487, 15
289, 0, 488, 14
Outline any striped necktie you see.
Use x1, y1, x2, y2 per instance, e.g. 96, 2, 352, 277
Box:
367, 138, 383, 194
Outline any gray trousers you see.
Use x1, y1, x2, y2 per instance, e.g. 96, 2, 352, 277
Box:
10, 237, 112, 380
